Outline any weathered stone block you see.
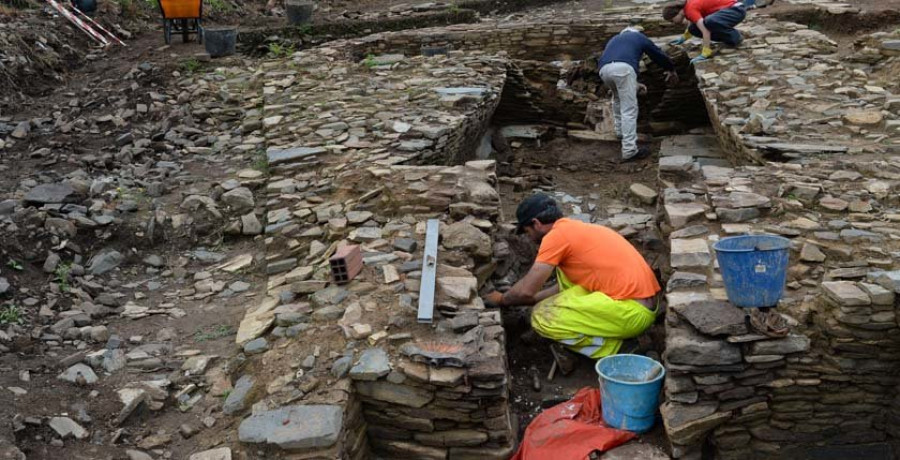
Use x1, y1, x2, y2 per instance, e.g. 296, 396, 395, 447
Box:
661, 402, 730, 445
238, 405, 342, 450
414, 429, 488, 447
822, 281, 870, 306
672, 301, 747, 336
355, 381, 434, 408
671, 238, 712, 268
666, 326, 742, 366
749, 335, 810, 355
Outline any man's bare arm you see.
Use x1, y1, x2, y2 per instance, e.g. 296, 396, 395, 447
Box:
534, 284, 561, 303
499, 263, 556, 307
696, 18, 711, 50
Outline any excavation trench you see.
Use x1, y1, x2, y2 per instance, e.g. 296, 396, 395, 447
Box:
474, 52, 711, 449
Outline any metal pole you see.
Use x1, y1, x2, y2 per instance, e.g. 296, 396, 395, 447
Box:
46, 0, 109, 46
67, 3, 127, 46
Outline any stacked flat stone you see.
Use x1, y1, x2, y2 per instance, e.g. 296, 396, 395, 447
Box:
660, 131, 900, 459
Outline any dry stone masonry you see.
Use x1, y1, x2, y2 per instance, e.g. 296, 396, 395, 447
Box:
658, 12, 900, 457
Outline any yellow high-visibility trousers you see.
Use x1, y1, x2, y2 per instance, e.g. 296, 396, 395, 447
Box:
531, 270, 657, 359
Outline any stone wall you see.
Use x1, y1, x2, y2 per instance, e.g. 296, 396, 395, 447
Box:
346, 13, 682, 62
658, 133, 900, 459
223, 42, 516, 459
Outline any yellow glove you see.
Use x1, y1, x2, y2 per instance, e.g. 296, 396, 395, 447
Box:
670, 29, 693, 45
701, 46, 714, 58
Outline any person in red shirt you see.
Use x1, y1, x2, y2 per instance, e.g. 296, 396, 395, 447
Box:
662, 0, 752, 63
483, 194, 660, 359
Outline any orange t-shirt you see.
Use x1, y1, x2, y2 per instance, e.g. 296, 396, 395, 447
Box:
535, 218, 661, 300
684, 0, 736, 23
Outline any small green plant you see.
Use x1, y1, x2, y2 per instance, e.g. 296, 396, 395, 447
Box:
251, 150, 269, 174
6, 259, 23, 271
447, 2, 460, 13
297, 24, 313, 35
0, 304, 23, 325
221, 389, 232, 399
267, 42, 296, 58
194, 324, 234, 342
54, 262, 72, 293
205, 0, 232, 12
144, 0, 159, 7
363, 53, 378, 69
180, 58, 202, 75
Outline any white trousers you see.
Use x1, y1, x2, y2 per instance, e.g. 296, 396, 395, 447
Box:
599, 62, 638, 158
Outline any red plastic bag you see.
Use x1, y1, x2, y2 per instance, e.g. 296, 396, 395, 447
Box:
512, 387, 636, 460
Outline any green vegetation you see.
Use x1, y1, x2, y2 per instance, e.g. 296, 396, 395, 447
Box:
0, 304, 23, 325
267, 42, 296, 58
363, 53, 378, 69
54, 262, 72, 293
297, 24, 313, 35
194, 324, 234, 342
180, 58, 202, 74
251, 150, 269, 174
447, 2, 461, 14
6, 259, 23, 271
206, 0, 233, 13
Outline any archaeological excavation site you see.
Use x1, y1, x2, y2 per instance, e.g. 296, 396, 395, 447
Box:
2, 0, 900, 458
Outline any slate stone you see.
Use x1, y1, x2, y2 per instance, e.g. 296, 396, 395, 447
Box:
749, 335, 810, 355
266, 147, 326, 165
393, 238, 418, 253
665, 326, 742, 366
716, 207, 760, 223
0, 199, 17, 215
243, 338, 268, 355
238, 405, 342, 450
189, 447, 232, 460
331, 356, 353, 378
660, 402, 730, 445
822, 281, 870, 306
58, 363, 99, 385
223, 375, 255, 415
88, 250, 124, 275
672, 301, 747, 336
24, 183, 76, 204
867, 270, 900, 293
350, 348, 391, 381
666, 272, 708, 292
310, 286, 349, 308
0, 277, 9, 295
49, 416, 89, 439
442, 222, 491, 258
354, 380, 434, 408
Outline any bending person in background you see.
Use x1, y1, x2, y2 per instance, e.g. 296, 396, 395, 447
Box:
663, 0, 752, 64
596, 26, 678, 162
483, 194, 661, 359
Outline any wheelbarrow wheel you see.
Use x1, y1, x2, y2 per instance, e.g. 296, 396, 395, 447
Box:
163, 19, 172, 44
181, 19, 189, 43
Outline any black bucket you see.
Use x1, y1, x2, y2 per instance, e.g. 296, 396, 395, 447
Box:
285, 0, 314, 25
204, 27, 237, 58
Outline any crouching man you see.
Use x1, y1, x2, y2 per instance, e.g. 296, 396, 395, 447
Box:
484, 194, 660, 358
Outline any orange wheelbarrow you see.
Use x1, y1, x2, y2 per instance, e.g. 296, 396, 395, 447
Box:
158, 0, 203, 44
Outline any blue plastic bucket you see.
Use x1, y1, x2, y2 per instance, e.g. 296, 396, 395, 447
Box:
713, 235, 790, 308
595, 354, 665, 433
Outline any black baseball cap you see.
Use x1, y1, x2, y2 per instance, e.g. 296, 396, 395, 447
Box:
516, 193, 558, 234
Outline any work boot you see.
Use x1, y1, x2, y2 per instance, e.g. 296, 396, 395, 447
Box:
620, 146, 651, 163
549, 343, 578, 375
